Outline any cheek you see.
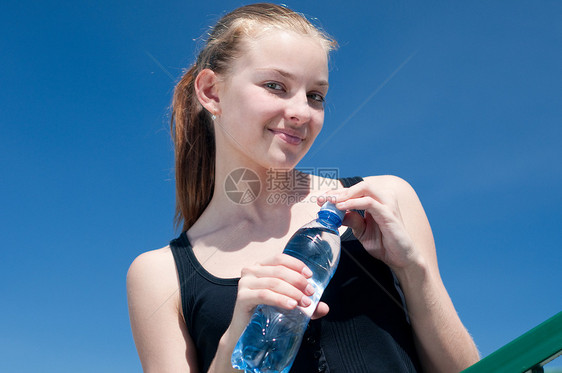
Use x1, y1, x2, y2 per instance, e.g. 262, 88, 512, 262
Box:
311, 112, 324, 135
235, 87, 280, 118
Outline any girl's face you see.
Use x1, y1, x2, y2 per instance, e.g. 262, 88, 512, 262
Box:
214, 30, 329, 171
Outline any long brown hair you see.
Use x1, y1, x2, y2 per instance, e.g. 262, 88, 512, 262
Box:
170, 3, 337, 231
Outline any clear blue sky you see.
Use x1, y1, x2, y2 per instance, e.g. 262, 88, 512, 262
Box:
1, 1, 560, 371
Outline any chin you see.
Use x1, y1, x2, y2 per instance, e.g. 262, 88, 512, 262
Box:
261, 154, 302, 171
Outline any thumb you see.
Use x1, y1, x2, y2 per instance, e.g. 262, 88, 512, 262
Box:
311, 301, 329, 320
342, 210, 366, 240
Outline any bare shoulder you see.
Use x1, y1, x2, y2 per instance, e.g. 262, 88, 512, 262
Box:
127, 246, 178, 292
126, 246, 181, 320
127, 246, 197, 372
363, 174, 416, 193
128, 246, 176, 275
360, 175, 421, 204
364, 174, 425, 210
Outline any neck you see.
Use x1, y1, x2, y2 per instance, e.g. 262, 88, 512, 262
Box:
218, 164, 311, 209
188, 161, 316, 238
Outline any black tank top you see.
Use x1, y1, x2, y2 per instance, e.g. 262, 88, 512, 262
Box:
170, 177, 422, 372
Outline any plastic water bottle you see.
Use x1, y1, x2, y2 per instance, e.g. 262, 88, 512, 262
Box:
231, 201, 345, 373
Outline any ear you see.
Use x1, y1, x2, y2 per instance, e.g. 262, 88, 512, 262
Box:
194, 69, 221, 116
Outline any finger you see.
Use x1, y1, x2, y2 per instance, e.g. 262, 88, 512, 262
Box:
237, 286, 302, 310
321, 181, 367, 203
338, 182, 400, 209
316, 191, 343, 206
342, 210, 367, 239
335, 196, 389, 221
311, 301, 329, 320
239, 262, 317, 308
241, 265, 314, 297
238, 274, 311, 308
260, 253, 313, 278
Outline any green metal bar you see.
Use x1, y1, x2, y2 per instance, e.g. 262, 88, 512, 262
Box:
462, 311, 562, 373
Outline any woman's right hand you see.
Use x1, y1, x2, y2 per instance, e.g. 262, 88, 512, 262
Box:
232, 253, 329, 332
209, 253, 329, 372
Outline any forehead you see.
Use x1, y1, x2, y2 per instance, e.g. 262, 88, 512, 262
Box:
231, 30, 329, 81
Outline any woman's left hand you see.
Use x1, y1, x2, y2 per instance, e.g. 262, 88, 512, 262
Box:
318, 179, 421, 271
320, 176, 481, 372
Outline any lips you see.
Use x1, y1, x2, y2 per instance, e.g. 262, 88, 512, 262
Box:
269, 129, 304, 145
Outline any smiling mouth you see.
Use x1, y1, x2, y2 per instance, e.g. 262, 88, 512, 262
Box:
269, 129, 304, 145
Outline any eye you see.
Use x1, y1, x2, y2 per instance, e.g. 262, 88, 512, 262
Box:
307, 92, 325, 104
264, 82, 284, 91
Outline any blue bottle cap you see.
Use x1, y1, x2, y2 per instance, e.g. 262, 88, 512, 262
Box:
320, 201, 346, 222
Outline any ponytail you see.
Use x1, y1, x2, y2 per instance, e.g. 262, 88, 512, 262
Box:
170, 64, 215, 231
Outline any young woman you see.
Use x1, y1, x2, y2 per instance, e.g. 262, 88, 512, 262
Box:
127, 3, 479, 372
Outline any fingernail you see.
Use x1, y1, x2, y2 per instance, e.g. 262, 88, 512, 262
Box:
302, 267, 313, 277
305, 284, 315, 295
301, 296, 311, 307
287, 299, 297, 308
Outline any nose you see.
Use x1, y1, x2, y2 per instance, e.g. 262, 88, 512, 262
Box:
285, 90, 312, 125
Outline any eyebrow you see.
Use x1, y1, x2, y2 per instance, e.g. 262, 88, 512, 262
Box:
255, 68, 329, 87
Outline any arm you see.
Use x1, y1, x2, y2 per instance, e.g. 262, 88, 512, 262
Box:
390, 176, 480, 372
128, 248, 326, 373
127, 248, 199, 372
322, 176, 479, 372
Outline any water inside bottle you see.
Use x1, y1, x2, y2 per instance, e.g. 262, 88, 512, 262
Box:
283, 226, 340, 285
231, 226, 341, 372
